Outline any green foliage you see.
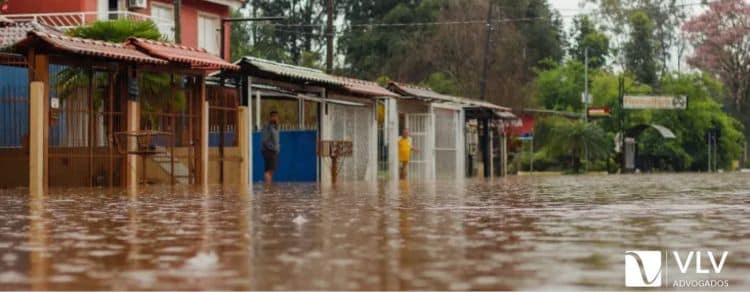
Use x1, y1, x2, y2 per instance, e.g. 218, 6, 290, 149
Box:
533, 60, 586, 111
67, 19, 162, 42
533, 117, 612, 173
624, 11, 658, 87
568, 16, 610, 69
59, 19, 184, 116
532, 57, 745, 172
421, 72, 459, 95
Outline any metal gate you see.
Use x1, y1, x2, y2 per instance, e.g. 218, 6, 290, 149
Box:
405, 113, 433, 179
208, 85, 240, 184
48, 67, 125, 187
434, 108, 458, 179
139, 76, 200, 184
0, 63, 29, 188
330, 103, 373, 181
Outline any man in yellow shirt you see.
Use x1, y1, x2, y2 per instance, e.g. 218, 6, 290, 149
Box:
398, 128, 418, 180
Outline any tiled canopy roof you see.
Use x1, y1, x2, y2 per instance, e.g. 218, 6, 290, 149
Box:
128, 38, 239, 71
0, 21, 61, 49
14, 31, 168, 64
334, 76, 398, 97
2, 21, 238, 71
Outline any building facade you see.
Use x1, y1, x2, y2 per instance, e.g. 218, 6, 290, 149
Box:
2, 0, 242, 59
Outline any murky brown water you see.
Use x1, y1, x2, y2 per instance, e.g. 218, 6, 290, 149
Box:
1, 173, 749, 290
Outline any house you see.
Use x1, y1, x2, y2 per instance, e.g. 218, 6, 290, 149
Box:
0, 22, 239, 191
213, 57, 391, 185
387, 82, 516, 179
1, 0, 243, 59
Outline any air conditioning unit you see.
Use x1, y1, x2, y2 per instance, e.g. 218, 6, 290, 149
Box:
128, 0, 148, 9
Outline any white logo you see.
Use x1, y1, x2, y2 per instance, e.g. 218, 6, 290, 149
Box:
625, 251, 662, 287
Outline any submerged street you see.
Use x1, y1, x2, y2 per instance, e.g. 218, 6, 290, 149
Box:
1, 173, 748, 290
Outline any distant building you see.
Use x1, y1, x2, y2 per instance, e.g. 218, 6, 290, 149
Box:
1, 0, 244, 59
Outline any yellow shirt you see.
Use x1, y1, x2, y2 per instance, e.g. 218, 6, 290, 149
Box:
398, 137, 412, 162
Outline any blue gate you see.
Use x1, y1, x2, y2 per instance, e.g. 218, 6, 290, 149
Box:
252, 130, 317, 182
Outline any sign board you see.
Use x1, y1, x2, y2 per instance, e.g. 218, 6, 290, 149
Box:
588, 106, 610, 118
50, 97, 60, 109
581, 92, 592, 104
623, 95, 687, 110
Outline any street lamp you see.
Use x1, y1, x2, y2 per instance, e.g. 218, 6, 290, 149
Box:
219, 16, 286, 61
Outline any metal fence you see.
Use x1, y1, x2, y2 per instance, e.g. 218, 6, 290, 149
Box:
0, 62, 29, 188
48, 66, 125, 187
207, 85, 241, 184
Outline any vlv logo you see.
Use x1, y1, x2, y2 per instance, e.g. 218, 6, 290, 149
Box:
673, 251, 728, 274
625, 251, 662, 287
625, 250, 730, 288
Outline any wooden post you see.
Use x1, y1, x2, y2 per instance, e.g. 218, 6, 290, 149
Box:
126, 68, 139, 190
28, 50, 49, 195
238, 106, 249, 186
198, 77, 209, 185
29, 82, 45, 196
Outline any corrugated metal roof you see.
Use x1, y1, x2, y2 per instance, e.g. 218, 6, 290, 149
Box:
334, 76, 397, 97
388, 81, 511, 111
15, 31, 168, 64
128, 38, 239, 71
238, 56, 343, 86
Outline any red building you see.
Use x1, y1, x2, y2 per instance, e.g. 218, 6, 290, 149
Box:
2, 0, 243, 60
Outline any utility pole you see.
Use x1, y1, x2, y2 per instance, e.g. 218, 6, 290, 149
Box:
173, 0, 181, 44
326, 0, 334, 73
583, 47, 589, 172
479, 0, 494, 101
584, 47, 589, 123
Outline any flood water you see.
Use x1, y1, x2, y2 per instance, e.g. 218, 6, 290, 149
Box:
1, 173, 749, 290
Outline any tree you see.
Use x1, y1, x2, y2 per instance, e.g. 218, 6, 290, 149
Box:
586, 0, 688, 73
568, 16, 610, 69
536, 117, 612, 173
624, 11, 657, 87
683, 0, 750, 114
61, 20, 183, 116
247, 0, 325, 65
229, 9, 252, 61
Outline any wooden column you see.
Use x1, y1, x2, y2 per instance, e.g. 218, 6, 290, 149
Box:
238, 106, 250, 186
125, 68, 139, 189
28, 51, 49, 195
197, 76, 209, 185
239, 76, 253, 186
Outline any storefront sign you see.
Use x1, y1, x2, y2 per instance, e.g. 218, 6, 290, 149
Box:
624, 95, 687, 110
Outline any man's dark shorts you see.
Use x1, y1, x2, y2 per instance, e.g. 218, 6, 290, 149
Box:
263, 150, 278, 172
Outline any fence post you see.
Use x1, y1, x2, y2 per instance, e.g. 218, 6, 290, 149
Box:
238, 106, 249, 186
198, 77, 209, 186
28, 51, 49, 195
29, 82, 45, 196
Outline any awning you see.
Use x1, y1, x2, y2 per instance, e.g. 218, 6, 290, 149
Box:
236, 56, 343, 86
15, 31, 167, 64
128, 37, 239, 71
388, 81, 511, 111
334, 76, 398, 97
1, 21, 63, 50
650, 124, 676, 139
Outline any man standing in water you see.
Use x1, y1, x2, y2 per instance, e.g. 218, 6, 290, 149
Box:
262, 111, 280, 183
398, 128, 418, 180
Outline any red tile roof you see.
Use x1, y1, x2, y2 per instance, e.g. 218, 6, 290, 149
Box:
128, 38, 239, 71
334, 76, 398, 97
15, 31, 168, 64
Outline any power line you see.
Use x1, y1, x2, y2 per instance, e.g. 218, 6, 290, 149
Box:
246, 0, 718, 32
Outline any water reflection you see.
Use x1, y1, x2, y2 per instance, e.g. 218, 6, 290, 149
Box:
0, 174, 749, 290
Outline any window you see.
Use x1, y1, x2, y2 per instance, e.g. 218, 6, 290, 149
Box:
151, 3, 175, 41
198, 13, 220, 56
